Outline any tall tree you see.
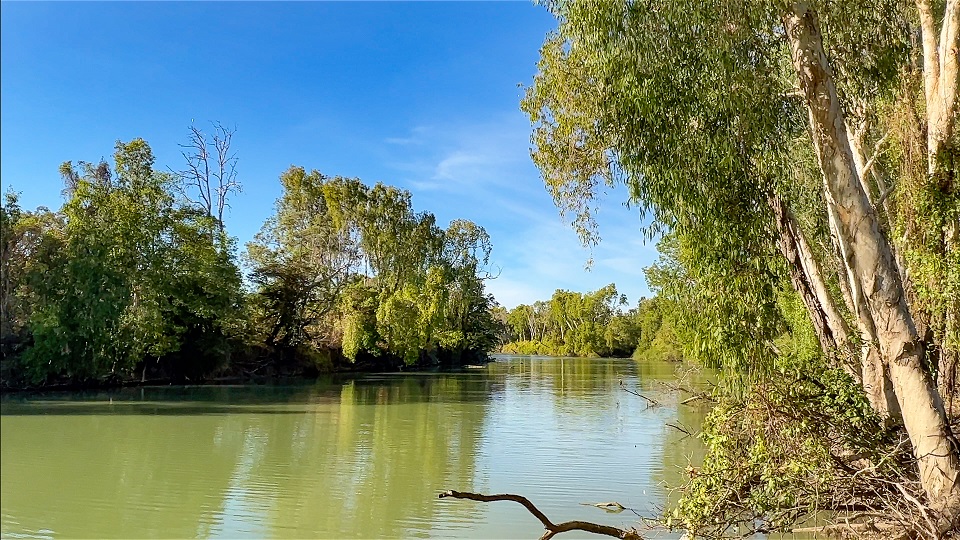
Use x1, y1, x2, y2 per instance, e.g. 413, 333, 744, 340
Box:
0, 194, 61, 353
178, 122, 241, 234
248, 168, 500, 366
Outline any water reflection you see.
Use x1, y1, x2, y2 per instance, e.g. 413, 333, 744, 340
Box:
1, 357, 711, 539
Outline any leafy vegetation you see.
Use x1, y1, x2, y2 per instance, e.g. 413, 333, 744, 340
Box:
245, 166, 501, 370
1, 133, 502, 387
3, 140, 245, 384
499, 284, 682, 360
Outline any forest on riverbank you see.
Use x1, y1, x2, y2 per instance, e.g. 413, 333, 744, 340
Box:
0, 129, 503, 388
497, 284, 682, 360
2, 0, 959, 536
495, 0, 959, 537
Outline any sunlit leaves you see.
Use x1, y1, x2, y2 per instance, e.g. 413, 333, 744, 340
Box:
249, 167, 500, 365
22, 139, 243, 383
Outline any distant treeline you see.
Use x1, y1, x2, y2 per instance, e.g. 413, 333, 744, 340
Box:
0, 132, 501, 388
494, 284, 681, 360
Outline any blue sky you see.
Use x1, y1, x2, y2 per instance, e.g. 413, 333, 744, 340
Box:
1, 1, 657, 309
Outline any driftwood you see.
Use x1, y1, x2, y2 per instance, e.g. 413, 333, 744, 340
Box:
580, 501, 627, 513
438, 490, 644, 540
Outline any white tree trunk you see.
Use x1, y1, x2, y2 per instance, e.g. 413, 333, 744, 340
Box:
916, 0, 959, 172
785, 2, 960, 521
822, 172, 901, 420
918, 0, 960, 420
770, 194, 855, 368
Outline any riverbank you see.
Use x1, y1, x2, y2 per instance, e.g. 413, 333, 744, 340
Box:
0, 347, 493, 393
498, 340, 682, 363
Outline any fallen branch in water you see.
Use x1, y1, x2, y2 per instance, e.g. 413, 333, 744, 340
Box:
656, 376, 717, 405
438, 490, 645, 540
579, 501, 649, 518
679, 392, 715, 405
665, 421, 694, 438
619, 380, 660, 407
580, 501, 626, 512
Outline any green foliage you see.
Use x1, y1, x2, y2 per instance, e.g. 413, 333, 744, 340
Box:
19, 140, 244, 384
521, 1, 949, 531
500, 339, 559, 356
247, 167, 501, 367
8, 138, 498, 383
340, 281, 381, 362
894, 142, 960, 359
521, 0, 814, 379
500, 284, 683, 360
1, 193, 63, 352
642, 232, 788, 379
669, 368, 899, 537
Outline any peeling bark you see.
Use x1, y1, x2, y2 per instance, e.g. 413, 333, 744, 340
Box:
824, 187, 901, 420
785, 2, 960, 521
770, 194, 856, 375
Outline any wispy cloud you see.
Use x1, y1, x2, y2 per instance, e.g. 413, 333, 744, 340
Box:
384, 126, 430, 146
384, 136, 421, 146
382, 112, 656, 309
433, 151, 489, 181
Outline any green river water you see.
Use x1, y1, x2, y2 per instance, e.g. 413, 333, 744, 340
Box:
1, 355, 712, 539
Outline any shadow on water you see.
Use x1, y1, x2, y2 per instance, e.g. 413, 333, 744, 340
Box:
0, 373, 509, 416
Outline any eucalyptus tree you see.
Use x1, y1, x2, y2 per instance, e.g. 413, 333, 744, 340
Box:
502, 284, 632, 356
26, 143, 173, 380
522, 0, 959, 527
439, 219, 497, 359
249, 168, 500, 365
0, 193, 61, 351
506, 304, 534, 342
247, 168, 362, 351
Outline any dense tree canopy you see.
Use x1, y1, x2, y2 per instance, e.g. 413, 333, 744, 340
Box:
1, 136, 503, 386
1, 140, 245, 384
245, 166, 501, 368
499, 284, 682, 360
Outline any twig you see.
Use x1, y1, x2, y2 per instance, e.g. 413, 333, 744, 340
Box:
876, 183, 896, 207
439, 490, 644, 540
893, 482, 937, 537
679, 393, 715, 405
619, 380, 660, 406
666, 422, 693, 438
861, 130, 891, 180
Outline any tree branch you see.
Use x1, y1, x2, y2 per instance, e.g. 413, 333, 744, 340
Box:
438, 490, 644, 540
619, 380, 660, 406
860, 130, 891, 181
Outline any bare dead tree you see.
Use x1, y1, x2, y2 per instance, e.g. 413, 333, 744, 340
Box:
438, 490, 644, 540
178, 122, 241, 233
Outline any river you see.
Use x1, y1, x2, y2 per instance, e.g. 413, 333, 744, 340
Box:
1, 355, 712, 539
